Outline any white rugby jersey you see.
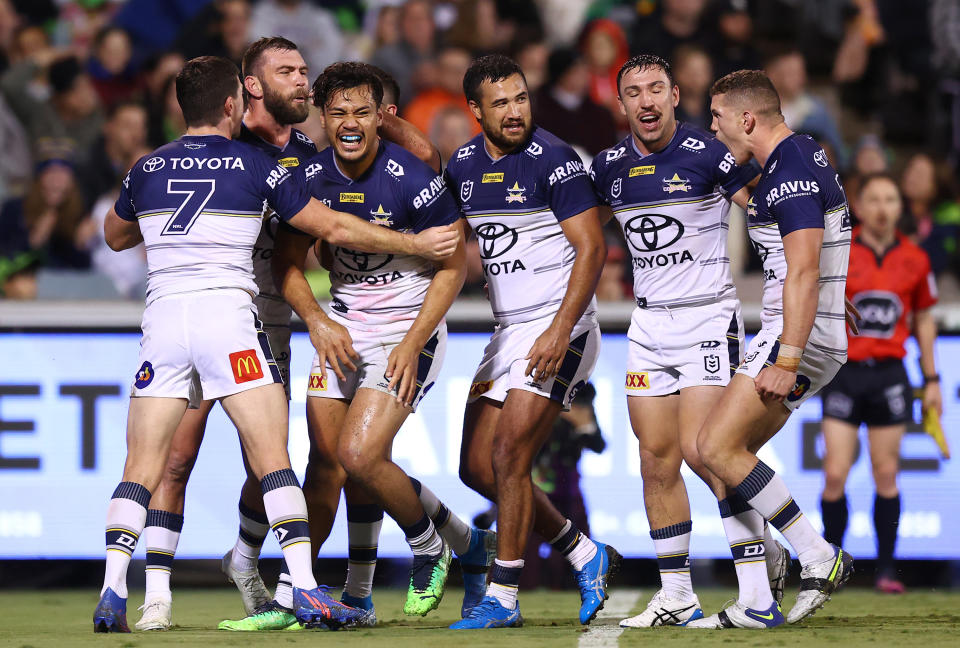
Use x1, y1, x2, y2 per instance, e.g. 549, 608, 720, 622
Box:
444, 127, 600, 325
748, 133, 852, 360
115, 134, 310, 305
239, 125, 318, 326
591, 124, 758, 308
302, 140, 460, 330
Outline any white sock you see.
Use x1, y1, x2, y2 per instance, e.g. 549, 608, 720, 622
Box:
275, 564, 293, 609
102, 481, 151, 599
719, 496, 774, 609
735, 461, 833, 567
261, 469, 317, 590
232, 499, 269, 573
143, 509, 183, 602
548, 519, 598, 571
650, 520, 693, 599
403, 514, 443, 556
410, 477, 472, 556
486, 558, 523, 610
344, 503, 383, 599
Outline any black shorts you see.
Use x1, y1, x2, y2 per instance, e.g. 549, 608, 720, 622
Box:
820, 359, 913, 426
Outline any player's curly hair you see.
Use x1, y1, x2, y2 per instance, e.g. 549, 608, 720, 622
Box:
616, 54, 674, 95
710, 69, 783, 119
462, 54, 527, 104
312, 61, 384, 110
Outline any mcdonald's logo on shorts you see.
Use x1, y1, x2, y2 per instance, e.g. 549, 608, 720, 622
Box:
308, 373, 327, 391
625, 372, 650, 390
229, 349, 263, 384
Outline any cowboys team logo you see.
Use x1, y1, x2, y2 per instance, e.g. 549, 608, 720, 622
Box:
662, 173, 691, 193
505, 182, 527, 203
623, 214, 684, 252
336, 246, 393, 272
460, 180, 474, 202
475, 223, 519, 259
134, 361, 154, 388
142, 157, 165, 173
370, 204, 394, 226
611, 177, 622, 199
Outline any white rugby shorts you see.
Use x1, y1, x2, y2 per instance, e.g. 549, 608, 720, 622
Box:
737, 327, 843, 411
624, 299, 744, 396
467, 313, 600, 409
131, 289, 282, 406
307, 317, 445, 412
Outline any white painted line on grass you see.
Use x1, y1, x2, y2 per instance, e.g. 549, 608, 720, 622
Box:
578, 589, 642, 648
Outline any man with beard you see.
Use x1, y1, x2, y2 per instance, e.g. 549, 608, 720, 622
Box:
132, 40, 457, 631
444, 54, 616, 629
95, 54, 456, 634
589, 54, 790, 628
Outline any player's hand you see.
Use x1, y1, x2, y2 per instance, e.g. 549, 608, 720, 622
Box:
844, 296, 861, 335
385, 339, 420, 408
754, 365, 797, 402
923, 381, 943, 417
306, 315, 358, 383
413, 224, 459, 261
525, 322, 572, 383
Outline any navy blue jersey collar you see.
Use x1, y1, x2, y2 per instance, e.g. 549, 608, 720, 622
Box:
238, 122, 295, 155
628, 122, 682, 159
324, 138, 386, 184
762, 132, 799, 175
482, 127, 538, 165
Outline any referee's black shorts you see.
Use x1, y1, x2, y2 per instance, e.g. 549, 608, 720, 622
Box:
820, 358, 913, 427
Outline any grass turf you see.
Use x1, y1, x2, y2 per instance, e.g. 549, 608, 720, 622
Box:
2, 587, 958, 647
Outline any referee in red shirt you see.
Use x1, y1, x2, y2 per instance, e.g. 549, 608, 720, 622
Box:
819, 173, 942, 594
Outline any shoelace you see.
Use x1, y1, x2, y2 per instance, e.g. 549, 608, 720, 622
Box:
137, 600, 166, 614
466, 597, 500, 619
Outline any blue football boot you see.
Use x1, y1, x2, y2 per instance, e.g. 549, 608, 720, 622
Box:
293, 585, 364, 629
449, 595, 523, 629
575, 542, 622, 624
93, 587, 130, 633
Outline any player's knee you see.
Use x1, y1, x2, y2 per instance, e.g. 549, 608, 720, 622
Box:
871, 461, 899, 493
162, 451, 197, 490
638, 446, 681, 483
303, 451, 346, 491
491, 434, 529, 478
695, 426, 727, 468
459, 461, 492, 495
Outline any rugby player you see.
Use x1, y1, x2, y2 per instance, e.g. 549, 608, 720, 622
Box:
819, 173, 941, 594
93, 55, 457, 633
688, 69, 854, 629
590, 54, 790, 628
131, 42, 456, 632
444, 55, 616, 629
219, 63, 493, 631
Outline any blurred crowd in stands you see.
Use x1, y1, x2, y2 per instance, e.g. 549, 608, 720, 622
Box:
2, 0, 960, 303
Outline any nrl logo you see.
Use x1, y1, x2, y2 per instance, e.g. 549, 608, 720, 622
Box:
662, 173, 691, 193
505, 181, 527, 203
460, 180, 473, 202
611, 177, 622, 198
370, 204, 394, 226
184, 143, 206, 150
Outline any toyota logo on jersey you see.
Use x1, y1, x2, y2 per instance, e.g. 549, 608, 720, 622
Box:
475, 223, 519, 259
623, 214, 685, 252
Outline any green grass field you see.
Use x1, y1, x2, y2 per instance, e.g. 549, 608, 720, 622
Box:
3, 587, 958, 647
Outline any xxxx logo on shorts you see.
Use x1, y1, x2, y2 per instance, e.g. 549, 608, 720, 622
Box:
625, 372, 650, 390
308, 373, 327, 391
469, 380, 494, 397
229, 350, 263, 384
